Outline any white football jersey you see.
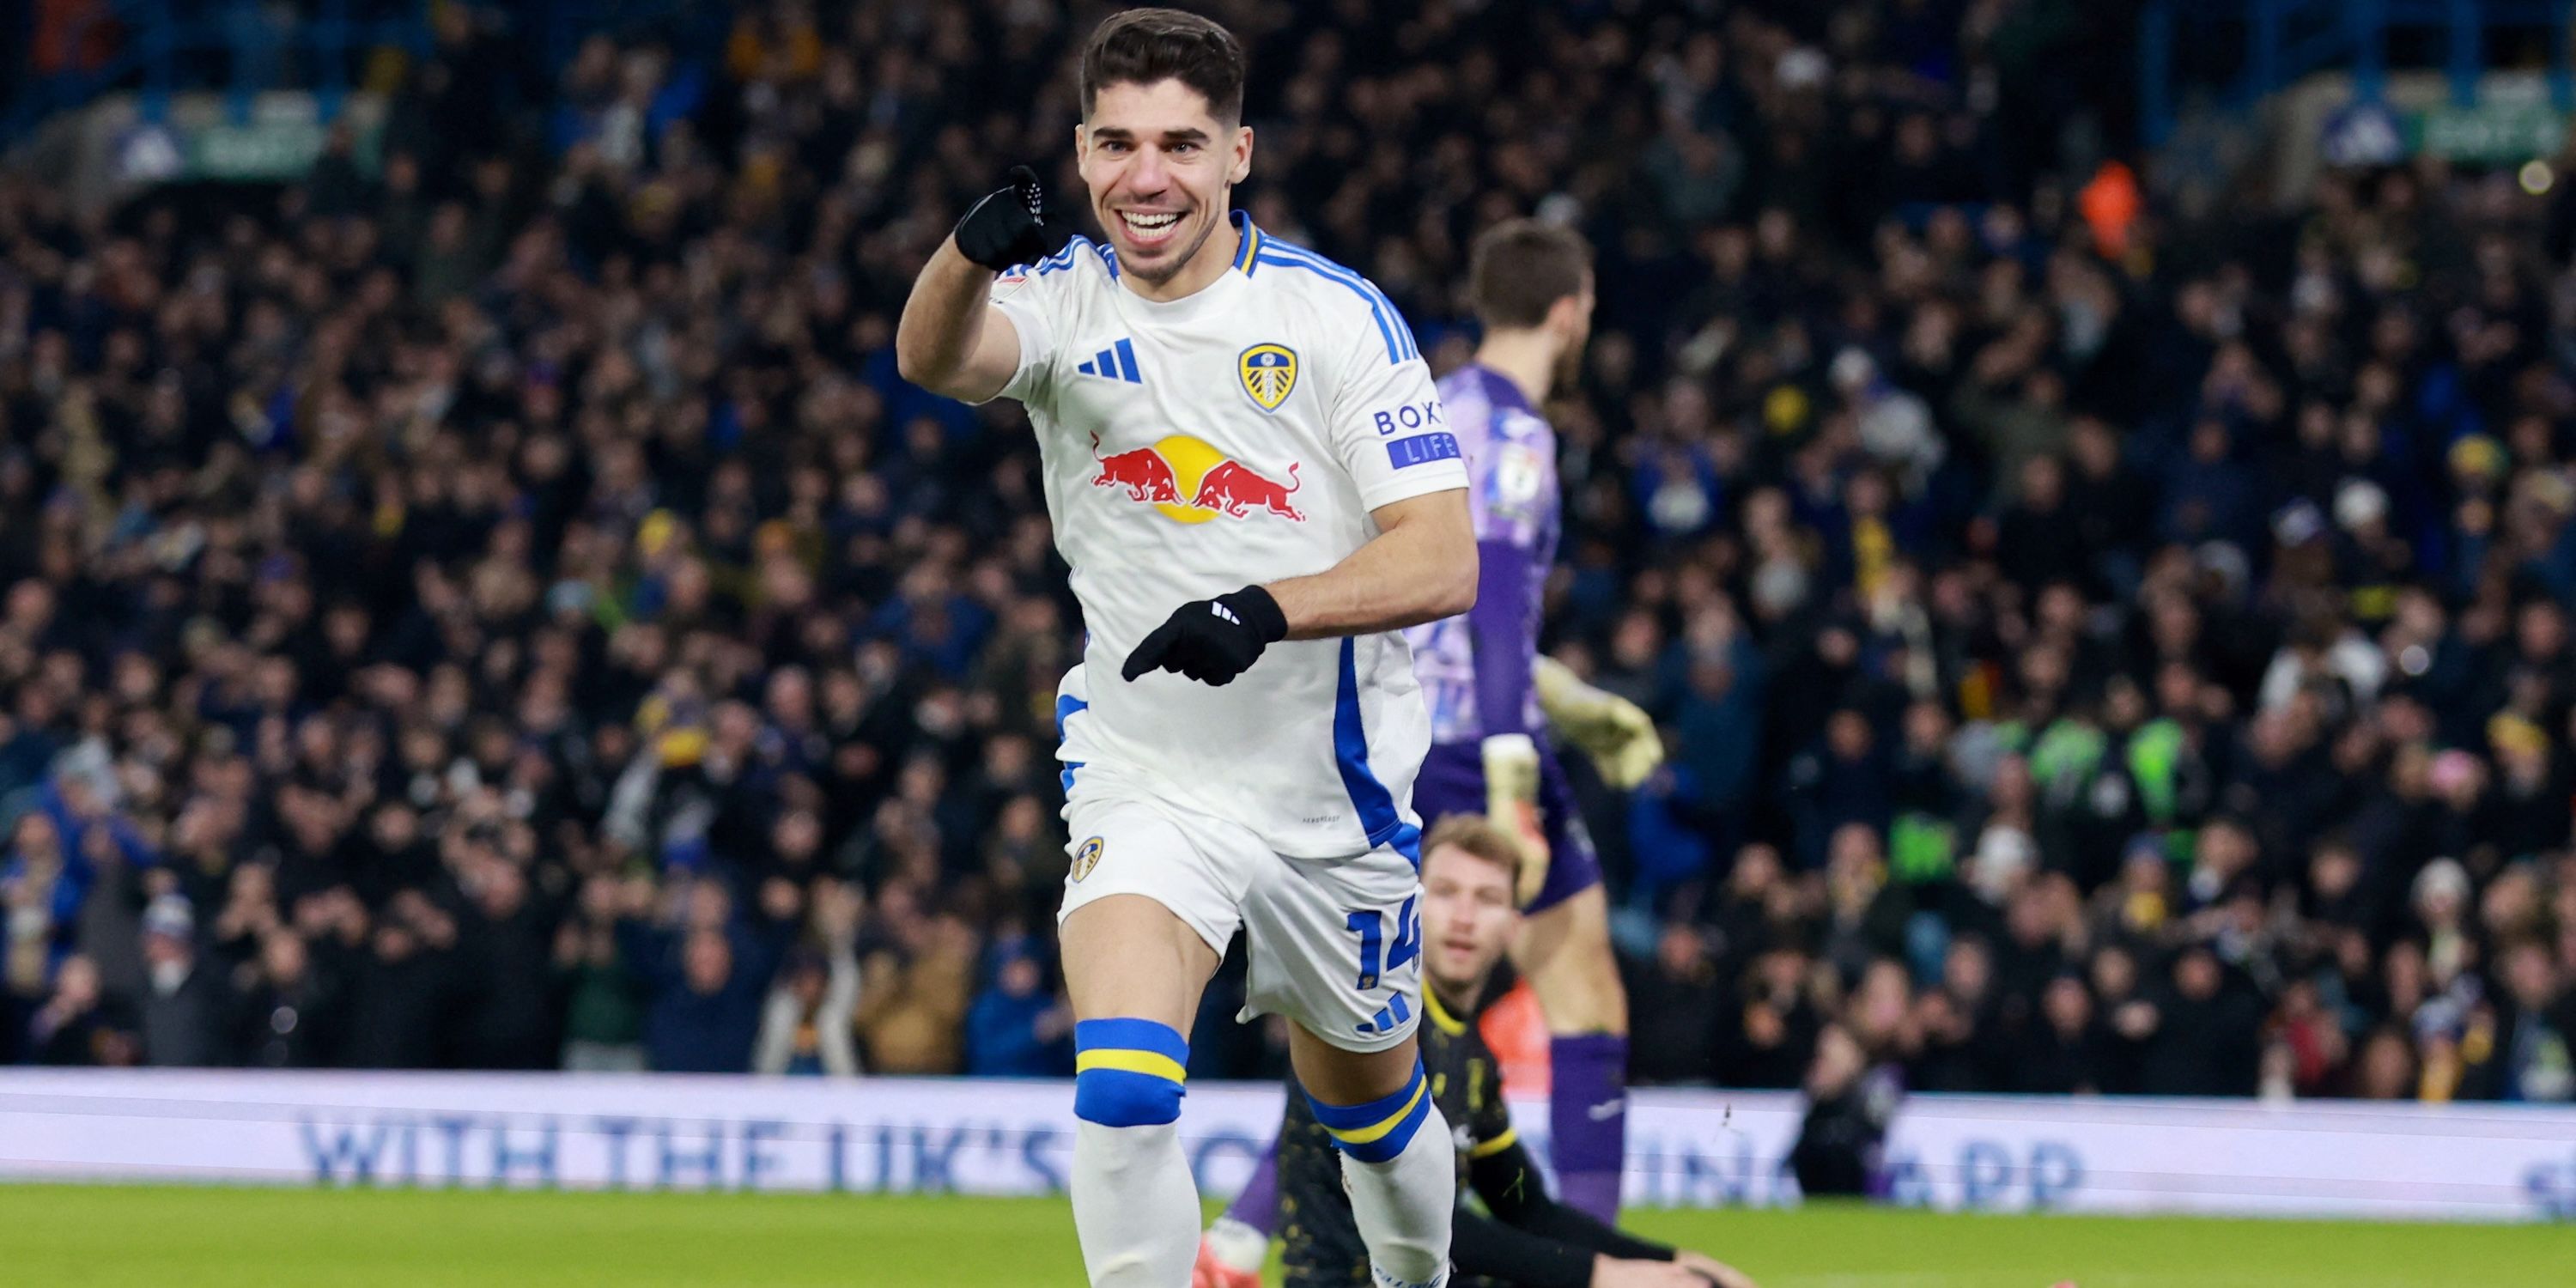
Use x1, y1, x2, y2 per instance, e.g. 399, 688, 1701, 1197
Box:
983, 211, 1469, 860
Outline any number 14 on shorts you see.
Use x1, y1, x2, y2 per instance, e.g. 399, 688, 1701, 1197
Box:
1346, 895, 1421, 1036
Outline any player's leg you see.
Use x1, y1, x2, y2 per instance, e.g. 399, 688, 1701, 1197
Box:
1289, 1024, 1452, 1288
1512, 883, 1630, 1219
1058, 805, 1231, 1288
1248, 847, 1454, 1288
1064, 894, 1218, 1287
1512, 754, 1630, 1219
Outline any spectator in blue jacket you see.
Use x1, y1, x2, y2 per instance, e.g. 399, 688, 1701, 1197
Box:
618, 877, 796, 1073
963, 936, 1072, 1078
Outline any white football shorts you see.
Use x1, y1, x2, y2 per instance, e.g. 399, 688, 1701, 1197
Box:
1058, 767, 1425, 1054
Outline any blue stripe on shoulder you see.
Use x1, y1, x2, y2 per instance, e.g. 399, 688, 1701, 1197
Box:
1257, 241, 1417, 361
1251, 241, 1419, 365
1018, 237, 1094, 278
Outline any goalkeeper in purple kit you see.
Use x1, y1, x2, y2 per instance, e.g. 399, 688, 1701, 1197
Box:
1203, 220, 1662, 1285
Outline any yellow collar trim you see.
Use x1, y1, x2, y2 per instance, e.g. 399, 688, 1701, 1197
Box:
1423, 983, 1469, 1036
1233, 218, 1261, 274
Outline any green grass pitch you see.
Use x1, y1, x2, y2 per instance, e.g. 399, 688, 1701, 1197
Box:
0, 1185, 2567, 1286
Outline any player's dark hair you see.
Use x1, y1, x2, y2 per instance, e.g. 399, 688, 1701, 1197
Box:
1423, 814, 1531, 890
1468, 218, 1593, 331
1080, 8, 1248, 124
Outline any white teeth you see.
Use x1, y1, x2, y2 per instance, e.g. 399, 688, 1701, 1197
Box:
1121, 211, 1181, 233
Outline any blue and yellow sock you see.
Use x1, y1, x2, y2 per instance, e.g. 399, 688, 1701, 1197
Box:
1306, 1060, 1452, 1286
1549, 1032, 1628, 1219
1072, 1018, 1188, 1126
1070, 1018, 1199, 1285
1304, 1059, 1435, 1163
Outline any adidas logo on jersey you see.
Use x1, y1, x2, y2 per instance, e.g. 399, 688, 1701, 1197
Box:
1074, 337, 1142, 384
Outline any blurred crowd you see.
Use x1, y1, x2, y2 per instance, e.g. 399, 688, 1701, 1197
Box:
3, 0, 2573, 1107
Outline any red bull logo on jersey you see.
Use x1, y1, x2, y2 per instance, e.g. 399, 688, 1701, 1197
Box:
1089, 432, 1304, 525
1089, 434, 1183, 504
1191, 458, 1303, 519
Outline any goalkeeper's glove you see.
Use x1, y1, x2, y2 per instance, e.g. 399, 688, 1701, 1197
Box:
1534, 655, 1665, 789
952, 165, 1077, 271
1483, 732, 1552, 907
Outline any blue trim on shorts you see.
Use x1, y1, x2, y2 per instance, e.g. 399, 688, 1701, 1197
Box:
1055, 693, 1088, 793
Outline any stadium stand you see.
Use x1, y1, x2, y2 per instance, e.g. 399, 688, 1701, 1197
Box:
2, 0, 2572, 1109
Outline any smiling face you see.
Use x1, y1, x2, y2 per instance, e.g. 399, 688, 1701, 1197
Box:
1078, 78, 1250, 289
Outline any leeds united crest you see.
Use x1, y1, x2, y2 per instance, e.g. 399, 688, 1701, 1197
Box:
1238, 343, 1297, 412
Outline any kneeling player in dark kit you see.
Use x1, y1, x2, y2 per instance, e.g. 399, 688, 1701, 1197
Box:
1251, 815, 1759, 1288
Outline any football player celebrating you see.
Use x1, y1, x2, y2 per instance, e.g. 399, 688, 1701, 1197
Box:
900, 9, 1475, 1287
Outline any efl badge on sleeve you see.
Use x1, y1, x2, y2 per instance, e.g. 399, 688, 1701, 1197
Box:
1071, 836, 1104, 882
1239, 343, 1298, 412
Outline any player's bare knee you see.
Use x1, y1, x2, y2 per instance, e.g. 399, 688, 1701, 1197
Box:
1073, 1018, 1189, 1127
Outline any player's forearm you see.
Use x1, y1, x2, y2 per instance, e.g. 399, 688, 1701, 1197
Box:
1267, 492, 1475, 639
1449, 1209, 1599, 1288
1469, 1139, 1673, 1261
895, 238, 1001, 400
1517, 1198, 1674, 1261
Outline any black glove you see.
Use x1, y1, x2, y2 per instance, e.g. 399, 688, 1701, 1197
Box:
1121, 586, 1289, 687
953, 165, 1077, 271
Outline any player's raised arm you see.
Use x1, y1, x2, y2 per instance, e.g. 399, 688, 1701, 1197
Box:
896, 167, 1074, 404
